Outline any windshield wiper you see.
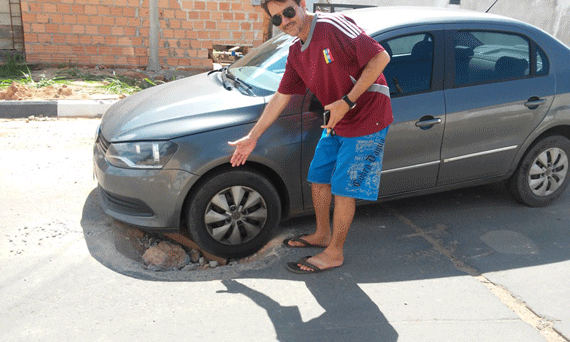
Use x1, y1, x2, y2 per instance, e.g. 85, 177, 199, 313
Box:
208, 67, 232, 90
225, 69, 255, 96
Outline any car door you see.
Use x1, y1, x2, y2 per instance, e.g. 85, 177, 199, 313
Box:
438, 26, 556, 185
300, 26, 446, 209
376, 27, 446, 197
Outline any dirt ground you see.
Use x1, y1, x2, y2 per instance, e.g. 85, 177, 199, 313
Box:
0, 67, 171, 101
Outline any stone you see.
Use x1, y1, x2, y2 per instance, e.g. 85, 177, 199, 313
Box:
189, 248, 201, 263
209, 261, 219, 268
142, 241, 190, 270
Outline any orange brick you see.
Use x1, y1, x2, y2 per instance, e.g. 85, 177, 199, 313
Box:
116, 17, 128, 26
53, 35, 66, 44
194, 1, 205, 10
98, 5, 110, 15
36, 13, 49, 23
79, 35, 92, 44
110, 7, 123, 16
219, 2, 230, 11
72, 25, 85, 34
115, 0, 127, 6
102, 16, 114, 25
124, 27, 136, 36
205, 21, 216, 30
89, 15, 103, 25
44, 3, 57, 12
112, 27, 125, 36
51, 14, 64, 24
58, 24, 72, 34
223, 12, 233, 20
22, 13, 36, 22
86, 46, 98, 54
123, 7, 136, 16
71, 5, 85, 14
199, 11, 210, 19
235, 12, 245, 21
207, 2, 217, 10
55, 4, 69, 13
37, 34, 51, 43
66, 35, 79, 44
63, 15, 77, 24
45, 24, 58, 33
99, 26, 111, 35
86, 25, 98, 35
85, 5, 97, 15
92, 36, 105, 45
241, 22, 251, 30
31, 23, 45, 33
76, 15, 90, 24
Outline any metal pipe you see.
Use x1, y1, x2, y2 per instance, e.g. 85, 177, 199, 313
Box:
148, 0, 160, 71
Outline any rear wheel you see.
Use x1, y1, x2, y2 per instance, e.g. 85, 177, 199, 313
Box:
507, 135, 570, 207
185, 168, 281, 258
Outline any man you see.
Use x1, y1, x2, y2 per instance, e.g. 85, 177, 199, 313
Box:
229, 0, 392, 273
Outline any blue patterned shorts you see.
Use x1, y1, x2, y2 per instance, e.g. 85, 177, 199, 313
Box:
307, 126, 389, 201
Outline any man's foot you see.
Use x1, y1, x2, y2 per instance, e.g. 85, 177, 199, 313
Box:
283, 233, 330, 248
285, 250, 343, 274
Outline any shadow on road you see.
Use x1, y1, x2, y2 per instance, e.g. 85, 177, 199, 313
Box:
81, 182, 570, 340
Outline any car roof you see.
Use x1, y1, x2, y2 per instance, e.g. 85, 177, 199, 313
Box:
344, 6, 524, 34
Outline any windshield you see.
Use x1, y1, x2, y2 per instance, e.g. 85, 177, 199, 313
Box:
228, 33, 294, 94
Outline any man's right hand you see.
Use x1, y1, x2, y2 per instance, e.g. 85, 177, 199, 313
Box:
228, 135, 257, 167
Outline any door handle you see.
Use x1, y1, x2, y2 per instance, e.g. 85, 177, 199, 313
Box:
524, 97, 546, 109
415, 117, 442, 129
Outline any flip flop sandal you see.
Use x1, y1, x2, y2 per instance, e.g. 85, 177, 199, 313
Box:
282, 234, 327, 248
285, 255, 342, 274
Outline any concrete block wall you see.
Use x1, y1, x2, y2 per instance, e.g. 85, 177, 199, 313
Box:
20, 0, 268, 70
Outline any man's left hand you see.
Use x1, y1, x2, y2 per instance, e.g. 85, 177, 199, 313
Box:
322, 99, 350, 131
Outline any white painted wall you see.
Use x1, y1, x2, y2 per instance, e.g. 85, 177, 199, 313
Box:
311, 0, 570, 47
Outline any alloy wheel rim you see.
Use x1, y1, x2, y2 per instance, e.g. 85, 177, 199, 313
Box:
204, 186, 268, 245
528, 147, 568, 196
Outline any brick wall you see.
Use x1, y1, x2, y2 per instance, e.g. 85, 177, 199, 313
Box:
20, 0, 269, 70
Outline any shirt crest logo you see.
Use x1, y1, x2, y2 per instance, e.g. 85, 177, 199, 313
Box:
323, 48, 334, 64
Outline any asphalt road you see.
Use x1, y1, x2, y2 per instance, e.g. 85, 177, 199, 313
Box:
1, 118, 569, 342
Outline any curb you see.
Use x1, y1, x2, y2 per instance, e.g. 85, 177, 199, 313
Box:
0, 99, 118, 119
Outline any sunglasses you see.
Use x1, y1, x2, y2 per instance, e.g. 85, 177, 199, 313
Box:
271, 6, 296, 26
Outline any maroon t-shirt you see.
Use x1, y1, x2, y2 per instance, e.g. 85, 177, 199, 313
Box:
278, 12, 393, 137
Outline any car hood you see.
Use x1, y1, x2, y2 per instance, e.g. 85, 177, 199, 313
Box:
100, 72, 266, 142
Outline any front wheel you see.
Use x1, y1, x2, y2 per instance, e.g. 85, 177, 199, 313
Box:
185, 168, 281, 258
507, 135, 570, 207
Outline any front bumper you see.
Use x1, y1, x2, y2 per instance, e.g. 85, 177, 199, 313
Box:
93, 143, 199, 230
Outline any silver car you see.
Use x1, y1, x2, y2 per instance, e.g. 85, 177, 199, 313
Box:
93, 7, 570, 258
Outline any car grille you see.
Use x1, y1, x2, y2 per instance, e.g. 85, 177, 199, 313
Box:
96, 131, 110, 155
100, 188, 155, 217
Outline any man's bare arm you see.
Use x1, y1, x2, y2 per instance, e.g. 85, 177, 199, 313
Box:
228, 91, 292, 167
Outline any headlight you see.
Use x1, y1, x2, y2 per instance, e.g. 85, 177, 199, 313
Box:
105, 141, 178, 169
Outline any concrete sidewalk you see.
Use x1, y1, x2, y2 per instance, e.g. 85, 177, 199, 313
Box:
0, 99, 117, 119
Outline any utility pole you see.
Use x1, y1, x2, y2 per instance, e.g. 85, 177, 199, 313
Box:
148, 0, 160, 71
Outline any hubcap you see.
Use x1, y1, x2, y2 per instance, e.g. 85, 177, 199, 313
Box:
528, 147, 568, 196
204, 186, 268, 246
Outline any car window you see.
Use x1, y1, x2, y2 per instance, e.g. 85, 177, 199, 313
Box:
536, 45, 549, 76
229, 33, 294, 94
454, 31, 530, 86
380, 33, 434, 96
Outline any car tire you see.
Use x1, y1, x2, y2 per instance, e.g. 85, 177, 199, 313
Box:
185, 168, 281, 258
507, 135, 570, 207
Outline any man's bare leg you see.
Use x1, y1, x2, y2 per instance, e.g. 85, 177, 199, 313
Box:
298, 195, 355, 271
286, 183, 332, 247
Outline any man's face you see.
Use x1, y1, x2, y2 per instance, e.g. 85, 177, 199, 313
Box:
267, 0, 306, 38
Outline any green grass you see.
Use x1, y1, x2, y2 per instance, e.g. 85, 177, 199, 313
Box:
1, 58, 145, 95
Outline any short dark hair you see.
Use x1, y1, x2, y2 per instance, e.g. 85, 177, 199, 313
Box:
260, 0, 302, 16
